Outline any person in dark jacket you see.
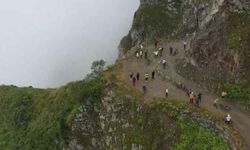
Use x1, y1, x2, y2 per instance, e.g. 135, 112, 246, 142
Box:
136, 72, 140, 81
151, 71, 155, 79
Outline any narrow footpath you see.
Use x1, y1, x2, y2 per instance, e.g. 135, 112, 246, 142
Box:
120, 40, 250, 148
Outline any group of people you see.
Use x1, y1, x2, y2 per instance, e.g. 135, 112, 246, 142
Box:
187, 90, 202, 106
129, 70, 157, 93
135, 44, 148, 59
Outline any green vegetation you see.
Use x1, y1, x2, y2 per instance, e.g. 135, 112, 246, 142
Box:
0, 59, 230, 149
172, 117, 229, 150
132, 1, 183, 38
0, 60, 105, 150
228, 12, 250, 49
223, 82, 250, 107
150, 101, 230, 150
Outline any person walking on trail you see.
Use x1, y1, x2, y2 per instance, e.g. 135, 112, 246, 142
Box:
195, 95, 200, 106
173, 48, 178, 56
165, 88, 169, 97
187, 89, 192, 97
154, 36, 160, 48
169, 46, 173, 55
136, 51, 140, 58
129, 72, 133, 81
139, 50, 143, 59
136, 72, 140, 81
183, 41, 187, 50
151, 71, 155, 80
189, 92, 194, 103
162, 59, 167, 69
144, 51, 148, 59
140, 44, 143, 50
158, 47, 164, 56
198, 92, 202, 102
221, 91, 227, 98
142, 84, 147, 94
132, 76, 136, 86
154, 50, 159, 58
225, 114, 232, 124
213, 98, 219, 109
144, 72, 149, 81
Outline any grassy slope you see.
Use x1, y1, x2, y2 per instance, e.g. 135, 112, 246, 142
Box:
0, 75, 102, 149
133, 1, 183, 37
89, 64, 229, 150
0, 62, 230, 149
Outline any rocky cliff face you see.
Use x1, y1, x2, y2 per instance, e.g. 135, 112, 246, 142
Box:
186, 0, 250, 86
120, 0, 250, 86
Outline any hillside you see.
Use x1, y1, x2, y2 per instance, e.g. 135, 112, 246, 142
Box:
0, 61, 236, 149
0, 0, 250, 149
0, 62, 103, 149
120, 0, 250, 112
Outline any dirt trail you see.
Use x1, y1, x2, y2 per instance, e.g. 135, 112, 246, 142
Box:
121, 40, 250, 148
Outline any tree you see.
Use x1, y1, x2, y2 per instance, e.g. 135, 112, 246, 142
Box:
90, 60, 106, 77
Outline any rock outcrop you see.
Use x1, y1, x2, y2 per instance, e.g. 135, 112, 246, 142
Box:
120, 0, 250, 86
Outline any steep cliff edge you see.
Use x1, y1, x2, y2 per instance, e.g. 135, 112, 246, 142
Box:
120, 0, 250, 87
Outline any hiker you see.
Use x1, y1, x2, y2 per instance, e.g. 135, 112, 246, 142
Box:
162, 59, 167, 69
197, 92, 202, 102
213, 98, 219, 109
189, 92, 194, 104
144, 51, 148, 59
136, 51, 140, 58
169, 46, 173, 55
183, 41, 187, 50
139, 50, 143, 59
158, 47, 164, 56
144, 72, 149, 81
154, 50, 159, 58
140, 44, 143, 50
165, 88, 169, 97
187, 89, 192, 96
132, 76, 136, 86
173, 48, 178, 56
221, 91, 227, 98
195, 95, 200, 106
151, 71, 155, 79
154, 36, 160, 48
224, 114, 232, 124
129, 72, 133, 81
154, 40, 157, 48
136, 72, 140, 81
142, 84, 147, 94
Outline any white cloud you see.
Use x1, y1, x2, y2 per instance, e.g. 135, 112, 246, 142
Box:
0, 0, 139, 88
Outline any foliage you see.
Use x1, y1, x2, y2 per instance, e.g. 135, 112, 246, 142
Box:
172, 117, 230, 150
132, 1, 184, 38
0, 61, 104, 150
223, 82, 250, 105
228, 12, 250, 49
88, 59, 106, 78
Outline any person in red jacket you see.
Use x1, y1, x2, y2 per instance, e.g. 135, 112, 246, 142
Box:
132, 76, 136, 86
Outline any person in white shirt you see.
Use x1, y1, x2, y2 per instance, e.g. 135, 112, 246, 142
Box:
183, 41, 187, 50
165, 88, 169, 97
225, 114, 232, 124
139, 50, 143, 58
162, 59, 167, 69
154, 51, 159, 58
140, 44, 143, 50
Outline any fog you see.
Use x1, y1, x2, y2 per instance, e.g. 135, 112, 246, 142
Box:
0, 0, 139, 88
